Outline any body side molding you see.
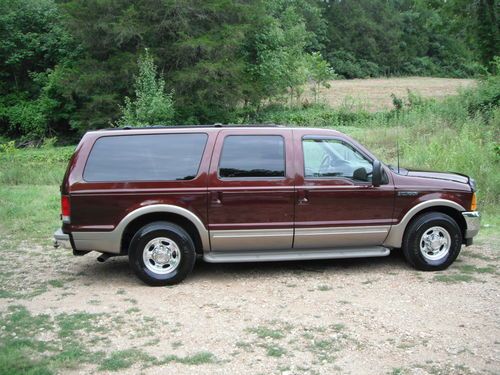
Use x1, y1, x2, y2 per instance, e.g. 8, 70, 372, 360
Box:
72, 204, 210, 254
384, 199, 466, 248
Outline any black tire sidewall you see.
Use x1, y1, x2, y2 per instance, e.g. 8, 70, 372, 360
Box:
129, 222, 195, 286
404, 213, 462, 271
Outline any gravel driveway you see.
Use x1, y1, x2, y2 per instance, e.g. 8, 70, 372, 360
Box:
0, 235, 498, 375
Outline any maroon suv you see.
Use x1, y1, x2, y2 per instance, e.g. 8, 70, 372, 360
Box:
53, 126, 480, 285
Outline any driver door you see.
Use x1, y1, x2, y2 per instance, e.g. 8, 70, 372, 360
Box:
294, 134, 395, 249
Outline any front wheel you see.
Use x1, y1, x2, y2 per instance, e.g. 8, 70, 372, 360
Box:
129, 221, 196, 286
402, 212, 462, 271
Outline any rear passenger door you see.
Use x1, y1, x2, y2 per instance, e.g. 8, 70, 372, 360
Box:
207, 129, 295, 251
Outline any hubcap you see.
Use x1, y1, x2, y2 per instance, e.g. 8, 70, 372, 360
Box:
143, 237, 181, 275
419, 226, 451, 261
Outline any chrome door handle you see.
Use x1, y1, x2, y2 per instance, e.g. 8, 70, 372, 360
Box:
211, 191, 222, 205
298, 190, 309, 204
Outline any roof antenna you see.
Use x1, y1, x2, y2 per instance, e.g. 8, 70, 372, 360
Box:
396, 124, 400, 173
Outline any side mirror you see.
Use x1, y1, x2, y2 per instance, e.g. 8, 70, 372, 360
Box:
372, 160, 382, 187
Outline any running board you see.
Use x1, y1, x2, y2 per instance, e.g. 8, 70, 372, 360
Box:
203, 246, 390, 263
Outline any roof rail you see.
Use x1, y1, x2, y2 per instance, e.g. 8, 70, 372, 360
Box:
100, 124, 283, 131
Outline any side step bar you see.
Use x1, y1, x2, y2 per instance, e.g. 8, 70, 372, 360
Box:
203, 246, 390, 263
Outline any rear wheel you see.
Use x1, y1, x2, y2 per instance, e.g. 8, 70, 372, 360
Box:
128, 221, 196, 286
402, 212, 462, 271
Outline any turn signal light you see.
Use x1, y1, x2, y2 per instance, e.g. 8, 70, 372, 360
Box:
470, 192, 477, 211
61, 195, 71, 223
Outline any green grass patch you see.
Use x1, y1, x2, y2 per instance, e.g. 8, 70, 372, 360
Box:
457, 264, 496, 274
264, 344, 286, 358
0, 306, 104, 374
156, 351, 217, 366
98, 349, 155, 371
0, 185, 60, 244
433, 274, 475, 283
247, 326, 286, 339
0, 145, 73, 185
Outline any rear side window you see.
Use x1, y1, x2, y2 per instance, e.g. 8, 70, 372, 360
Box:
218, 135, 285, 178
84, 133, 207, 182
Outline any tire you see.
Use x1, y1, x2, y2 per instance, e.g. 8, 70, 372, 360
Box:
128, 221, 196, 286
402, 212, 462, 271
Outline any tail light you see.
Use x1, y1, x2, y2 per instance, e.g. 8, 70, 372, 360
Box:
61, 195, 71, 223
470, 192, 477, 211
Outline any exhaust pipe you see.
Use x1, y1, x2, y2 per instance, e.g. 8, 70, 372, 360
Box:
97, 253, 113, 263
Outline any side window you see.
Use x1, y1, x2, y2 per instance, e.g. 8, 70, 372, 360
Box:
219, 135, 285, 178
84, 133, 207, 182
303, 138, 373, 181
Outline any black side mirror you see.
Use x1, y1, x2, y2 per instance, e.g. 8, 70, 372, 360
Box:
372, 160, 382, 187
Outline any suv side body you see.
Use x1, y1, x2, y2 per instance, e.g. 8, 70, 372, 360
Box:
53, 126, 480, 285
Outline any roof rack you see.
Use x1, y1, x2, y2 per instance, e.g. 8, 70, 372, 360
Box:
101, 124, 284, 131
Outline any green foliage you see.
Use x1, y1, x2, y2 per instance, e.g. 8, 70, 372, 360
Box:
307, 52, 336, 103
0, 0, 496, 136
476, 0, 499, 69
117, 50, 174, 127
323, 0, 488, 78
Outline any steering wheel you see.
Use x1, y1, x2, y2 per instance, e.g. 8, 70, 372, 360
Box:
319, 154, 332, 173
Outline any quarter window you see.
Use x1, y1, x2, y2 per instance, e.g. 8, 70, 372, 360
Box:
303, 138, 373, 181
219, 135, 285, 178
84, 133, 207, 182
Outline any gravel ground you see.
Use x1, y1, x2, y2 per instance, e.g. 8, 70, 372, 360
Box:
0, 235, 498, 375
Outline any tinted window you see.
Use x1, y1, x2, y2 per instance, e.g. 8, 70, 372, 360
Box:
84, 134, 207, 182
219, 135, 285, 178
303, 138, 373, 181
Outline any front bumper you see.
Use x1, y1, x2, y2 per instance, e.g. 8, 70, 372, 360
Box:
462, 211, 480, 239
53, 229, 72, 249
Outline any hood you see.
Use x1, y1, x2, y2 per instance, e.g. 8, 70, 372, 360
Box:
388, 165, 473, 188
406, 170, 469, 184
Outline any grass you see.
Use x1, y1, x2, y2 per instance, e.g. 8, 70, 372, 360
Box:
433, 274, 475, 283
98, 349, 155, 371
247, 326, 287, 340
265, 344, 286, 357
0, 306, 104, 375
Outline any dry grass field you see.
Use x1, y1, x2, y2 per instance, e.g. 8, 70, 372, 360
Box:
315, 77, 476, 111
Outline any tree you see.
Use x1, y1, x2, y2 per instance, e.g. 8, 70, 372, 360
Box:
307, 52, 335, 104
117, 50, 174, 127
248, 2, 328, 106
476, 0, 499, 69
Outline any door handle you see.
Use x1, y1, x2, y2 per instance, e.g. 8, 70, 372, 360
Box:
211, 191, 222, 205
298, 190, 309, 204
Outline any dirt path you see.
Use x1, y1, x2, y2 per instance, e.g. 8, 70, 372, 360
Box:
315, 77, 476, 111
0, 235, 498, 374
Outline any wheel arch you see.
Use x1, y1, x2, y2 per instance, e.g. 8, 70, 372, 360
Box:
384, 199, 466, 248
118, 205, 210, 255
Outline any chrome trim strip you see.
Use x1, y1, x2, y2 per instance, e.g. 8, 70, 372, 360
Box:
210, 229, 293, 252
204, 246, 390, 263
383, 199, 466, 248
294, 225, 390, 249
72, 204, 210, 254
462, 211, 480, 238
295, 226, 389, 236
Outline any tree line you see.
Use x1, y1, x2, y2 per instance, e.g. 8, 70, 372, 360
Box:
0, 0, 498, 140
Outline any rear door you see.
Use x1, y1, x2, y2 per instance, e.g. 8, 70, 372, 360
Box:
207, 129, 295, 251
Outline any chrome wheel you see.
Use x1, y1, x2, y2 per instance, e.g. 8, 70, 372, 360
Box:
419, 226, 451, 261
142, 237, 181, 275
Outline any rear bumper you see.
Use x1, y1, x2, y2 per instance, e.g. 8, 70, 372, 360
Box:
462, 211, 480, 239
53, 229, 72, 249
